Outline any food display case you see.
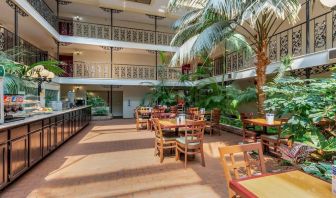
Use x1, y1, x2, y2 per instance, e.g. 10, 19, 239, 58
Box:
4, 94, 54, 122
4, 95, 25, 122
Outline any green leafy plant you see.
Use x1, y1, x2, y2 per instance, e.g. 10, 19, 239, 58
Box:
300, 161, 332, 182
264, 75, 336, 157
168, 0, 302, 115
0, 47, 64, 94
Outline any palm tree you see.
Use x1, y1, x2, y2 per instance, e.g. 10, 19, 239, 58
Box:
168, 0, 301, 115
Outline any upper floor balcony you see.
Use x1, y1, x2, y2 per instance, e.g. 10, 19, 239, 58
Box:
70, 61, 180, 81
210, 10, 336, 79
24, 0, 175, 47
59, 20, 174, 46
0, 26, 54, 65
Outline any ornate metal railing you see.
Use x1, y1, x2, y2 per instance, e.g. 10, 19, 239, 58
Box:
0, 26, 50, 65
60, 20, 174, 46
218, 10, 336, 75
73, 61, 180, 80
26, 0, 58, 29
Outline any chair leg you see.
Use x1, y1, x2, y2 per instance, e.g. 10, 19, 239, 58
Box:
160, 147, 164, 163
210, 128, 213, 136
200, 147, 205, 167
154, 139, 157, 156
175, 147, 179, 161
136, 122, 139, 131
184, 148, 188, 168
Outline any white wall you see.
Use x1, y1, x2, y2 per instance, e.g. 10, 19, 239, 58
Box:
123, 86, 150, 118
60, 84, 150, 118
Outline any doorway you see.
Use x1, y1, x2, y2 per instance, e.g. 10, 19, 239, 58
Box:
112, 91, 123, 118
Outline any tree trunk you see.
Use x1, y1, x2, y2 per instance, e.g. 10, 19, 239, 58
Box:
255, 41, 270, 116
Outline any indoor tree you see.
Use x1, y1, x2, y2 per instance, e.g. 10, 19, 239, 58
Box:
168, 0, 301, 115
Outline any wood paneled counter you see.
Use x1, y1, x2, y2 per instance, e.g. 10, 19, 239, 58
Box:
0, 106, 91, 190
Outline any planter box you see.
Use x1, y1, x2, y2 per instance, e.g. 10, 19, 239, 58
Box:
220, 124, 243, 136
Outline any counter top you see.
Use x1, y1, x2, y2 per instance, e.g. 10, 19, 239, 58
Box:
0, 106, 90, 130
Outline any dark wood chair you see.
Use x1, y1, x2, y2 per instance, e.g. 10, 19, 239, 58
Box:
175, 120, 206, 168
206, 108, 221, 136
260, 118, 289, 157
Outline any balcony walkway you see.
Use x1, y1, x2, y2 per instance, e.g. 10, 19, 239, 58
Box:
1, 119, 282, 198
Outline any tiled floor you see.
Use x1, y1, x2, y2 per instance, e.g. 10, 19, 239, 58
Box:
1, 119, 276, 198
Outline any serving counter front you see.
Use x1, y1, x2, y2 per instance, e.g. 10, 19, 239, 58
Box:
0, 106, 91, 190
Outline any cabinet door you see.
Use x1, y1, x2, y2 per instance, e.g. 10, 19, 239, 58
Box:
63, 120, 70, 140
42, 127, 50, 156
56, 122, 63, 145
10, 136, 28, 179
29, 130, 42, 165
50, 125, 56, 150
0, 143, 7, 189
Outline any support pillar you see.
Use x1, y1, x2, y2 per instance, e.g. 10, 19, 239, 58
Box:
306, 0, 310, 54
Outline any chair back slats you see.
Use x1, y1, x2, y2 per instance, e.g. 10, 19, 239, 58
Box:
152, 118, 163, 141
218, 142, 266, 197
211, 108, 221, 124
219, 143, 266, 180
184, 120, 205, 146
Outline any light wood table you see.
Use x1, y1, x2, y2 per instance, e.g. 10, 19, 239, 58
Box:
159, 119, 193, 129
230, 170, 333, 198
244, 118, 282, 133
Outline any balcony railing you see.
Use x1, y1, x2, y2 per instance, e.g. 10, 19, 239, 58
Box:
72, 61, 180, 80
26, 0, 58, 29
0, 26, 51, 65
59, 20, 174, 46
213, 10, 336, 76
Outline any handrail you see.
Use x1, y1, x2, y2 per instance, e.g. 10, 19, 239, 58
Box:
0, 26, 51, 65
60, 19, 174, 35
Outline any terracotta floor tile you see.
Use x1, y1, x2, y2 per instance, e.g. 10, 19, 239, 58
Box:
0, 119, 278, 198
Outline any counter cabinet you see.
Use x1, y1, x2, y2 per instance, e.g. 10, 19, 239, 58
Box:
0, 106, 91, 191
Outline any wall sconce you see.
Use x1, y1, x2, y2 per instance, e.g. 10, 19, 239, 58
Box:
74, 49, 82, 55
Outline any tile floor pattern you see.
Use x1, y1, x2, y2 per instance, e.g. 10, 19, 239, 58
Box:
1, 119, 278, 198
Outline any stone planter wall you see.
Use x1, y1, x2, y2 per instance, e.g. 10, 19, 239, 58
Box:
91, 115, 113, 121
220, 124, 243, 136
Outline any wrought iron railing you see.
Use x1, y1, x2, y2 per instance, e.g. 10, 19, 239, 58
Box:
26, 0, 58, 29
0, 26, 50, 65
73, 61, 180, 80
60, 20, 174, 46
214, 10, 336, 76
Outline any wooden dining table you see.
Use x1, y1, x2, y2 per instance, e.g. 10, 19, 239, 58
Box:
229, 170, 333, 198
244, 118, 282, 133
159, 118, 193, 129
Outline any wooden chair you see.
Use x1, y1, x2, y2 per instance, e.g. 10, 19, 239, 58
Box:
152, 118, 177, 163
206, 108, 221, 136
135, 109, 149, 131
175, 120, 206, 168
260, 118, 289, 157
187, 107, 199, 119
218, 142, 266, 198
240, 112, 255, 130
242, 121, 260, 143
170, 106, 178, 114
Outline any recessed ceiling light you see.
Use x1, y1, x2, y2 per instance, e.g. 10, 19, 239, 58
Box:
73, 16, 82, 21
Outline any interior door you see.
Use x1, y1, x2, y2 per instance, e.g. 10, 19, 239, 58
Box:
112, 91, 123, 117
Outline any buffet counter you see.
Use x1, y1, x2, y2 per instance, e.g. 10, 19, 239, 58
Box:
0, 106, 91, 190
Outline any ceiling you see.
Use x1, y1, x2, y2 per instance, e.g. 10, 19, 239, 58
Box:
55, 1, 176, 27
0, 0, 57, 56
60, 43, 158, 55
